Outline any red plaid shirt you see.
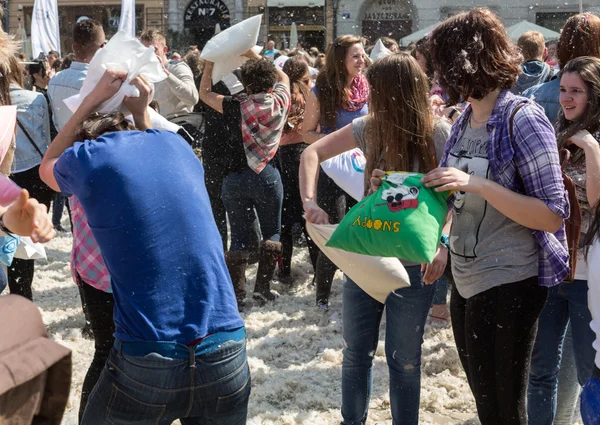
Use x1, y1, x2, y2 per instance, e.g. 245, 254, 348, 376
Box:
238, 83, 290, 173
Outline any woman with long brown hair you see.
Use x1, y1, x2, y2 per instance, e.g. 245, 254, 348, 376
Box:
302, 35, 368, 310
424, 8, 569, 424
576, 61, 600, 423
528, 55, 600, 425
278, 56, 318, 281
300, 52, 449, 425
518, 14, 600, 425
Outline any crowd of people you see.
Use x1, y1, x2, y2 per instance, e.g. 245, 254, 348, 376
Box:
1, 5, 600, 425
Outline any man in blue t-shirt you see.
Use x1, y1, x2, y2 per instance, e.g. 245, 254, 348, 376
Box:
263, 40, 280, 61
39, 70, 250, 423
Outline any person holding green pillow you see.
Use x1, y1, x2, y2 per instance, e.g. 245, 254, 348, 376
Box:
300, 52, 450, 425
423, 8, 569, 425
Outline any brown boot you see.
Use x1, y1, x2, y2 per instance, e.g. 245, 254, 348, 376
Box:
225, 251, 249, 311
253, 240, 282, 304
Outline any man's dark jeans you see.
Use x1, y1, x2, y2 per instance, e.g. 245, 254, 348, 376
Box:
81, 338, 251, 424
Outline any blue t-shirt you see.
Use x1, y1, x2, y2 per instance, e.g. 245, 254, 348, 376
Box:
311, 86, 369, 134
54, 129, 243, 344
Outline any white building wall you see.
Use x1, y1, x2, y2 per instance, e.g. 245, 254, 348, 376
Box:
335, 0, 598, 39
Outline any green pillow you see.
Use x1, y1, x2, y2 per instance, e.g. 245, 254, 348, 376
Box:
326, 172, 451, 263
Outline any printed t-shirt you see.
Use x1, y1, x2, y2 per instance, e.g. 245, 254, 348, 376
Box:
312, 86, 368, 135
54, 129, 243, 343
445, 123, 538, 298
587, 240, 600, 369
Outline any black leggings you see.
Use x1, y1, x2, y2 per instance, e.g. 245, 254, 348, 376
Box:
279, 143, 318, 275
451, 277, 548, 425
78, 279, 115, 423
203, 157, 229, 251
8, 165, 55, 300
315, 170, 355, 305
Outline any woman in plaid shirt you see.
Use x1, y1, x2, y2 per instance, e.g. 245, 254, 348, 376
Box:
422, 8, 569, 425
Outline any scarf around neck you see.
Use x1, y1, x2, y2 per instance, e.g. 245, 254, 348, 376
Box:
344, 74, 369, 112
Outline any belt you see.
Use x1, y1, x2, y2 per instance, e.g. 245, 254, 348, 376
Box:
593, 365, 600, 380
114, 327, 246, 359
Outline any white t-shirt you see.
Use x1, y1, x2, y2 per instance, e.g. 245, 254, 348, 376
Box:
587, 240, 600, 368
576, 252, 588, 281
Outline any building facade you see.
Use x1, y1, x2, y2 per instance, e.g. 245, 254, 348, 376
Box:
4, 0, 600, 56
335, 0, 600, 44
6, 0, 166, 53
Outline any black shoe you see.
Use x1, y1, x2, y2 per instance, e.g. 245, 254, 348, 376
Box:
54, 224, 68, 232
82, 323, 93, 340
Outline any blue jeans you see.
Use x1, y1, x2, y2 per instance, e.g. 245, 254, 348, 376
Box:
222, 164, 283, 251
432, 275, 449, 305
555, 325, 580, 425
581, 374, 600, 425
81, 338, 251, 424
528, 280, 596, 425
341, 267, 437, 425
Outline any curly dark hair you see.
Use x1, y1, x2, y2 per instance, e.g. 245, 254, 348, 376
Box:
557, 13, 600, 69
428, 8, 522, 105
240, 59, 278, 95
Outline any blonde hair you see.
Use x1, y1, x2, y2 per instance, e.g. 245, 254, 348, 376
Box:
518, 31, 545, 61
140, 29, 167, 45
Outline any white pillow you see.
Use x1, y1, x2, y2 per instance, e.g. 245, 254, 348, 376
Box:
64, 30, 167, 115
320, 148, 366, 202
305, 221, 410, 303
201, 15, 263, 82
370, 39, 393, 61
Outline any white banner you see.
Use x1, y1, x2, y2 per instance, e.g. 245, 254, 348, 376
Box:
118, 0, 136, 37
30, 0, 60, 58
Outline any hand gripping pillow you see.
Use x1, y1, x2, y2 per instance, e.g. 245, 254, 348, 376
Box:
326, 172, 451, 263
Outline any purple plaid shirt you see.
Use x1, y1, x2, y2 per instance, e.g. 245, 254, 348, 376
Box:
439, 90, 570, 287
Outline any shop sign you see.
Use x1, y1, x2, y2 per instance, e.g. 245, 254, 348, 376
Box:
363, 0, 410, 21
184, 0, 230, 27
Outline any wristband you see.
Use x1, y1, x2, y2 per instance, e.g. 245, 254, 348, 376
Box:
448, 109, 458, 121
440, 234, 450, 250
0, 213, 14, 235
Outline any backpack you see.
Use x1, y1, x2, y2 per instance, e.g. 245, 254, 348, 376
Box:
166, 112, 205, 151
510, 103, 581, 282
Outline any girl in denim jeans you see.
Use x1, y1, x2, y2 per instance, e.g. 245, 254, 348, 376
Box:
300, 53, 449, 425
541, 56, 600, 425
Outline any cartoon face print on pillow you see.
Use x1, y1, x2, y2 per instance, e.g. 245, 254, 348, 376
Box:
326, 172, 451, 263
